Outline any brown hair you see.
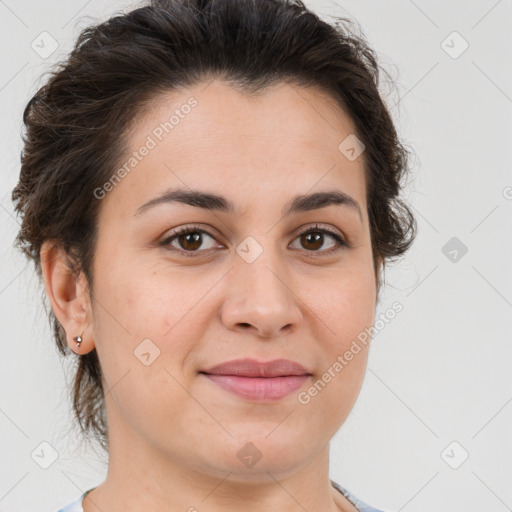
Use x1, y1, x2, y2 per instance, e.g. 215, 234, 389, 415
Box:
11, 0, 416, 453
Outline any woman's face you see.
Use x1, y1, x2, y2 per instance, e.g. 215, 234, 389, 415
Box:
88, 80, 377, 481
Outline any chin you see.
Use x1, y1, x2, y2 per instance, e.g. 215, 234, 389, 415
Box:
201, 430, 315, 478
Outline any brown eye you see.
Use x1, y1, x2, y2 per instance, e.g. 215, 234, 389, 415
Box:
176, 231, 203, 251
300, 232, 325, 251
290, 226, 347, 255
160, 224, 347, 258
160, 226, 220, 256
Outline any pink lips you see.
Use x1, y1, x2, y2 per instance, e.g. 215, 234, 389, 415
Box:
200, 358, 311, 402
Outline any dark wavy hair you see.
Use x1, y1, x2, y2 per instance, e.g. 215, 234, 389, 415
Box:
11, 0, 416, 453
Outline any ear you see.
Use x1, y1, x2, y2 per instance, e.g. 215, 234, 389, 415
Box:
40, 240, 95, 354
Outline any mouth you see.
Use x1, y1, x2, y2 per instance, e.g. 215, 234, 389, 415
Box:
199, 373, 311, 402
200, 357, 312, 378
199, 358, 312, 402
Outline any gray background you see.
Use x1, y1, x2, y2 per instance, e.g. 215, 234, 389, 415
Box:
1, 1, 511, 511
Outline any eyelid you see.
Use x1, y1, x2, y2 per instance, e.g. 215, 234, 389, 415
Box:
295, 223, 344, 239
292, 223, 348, 253
159, 223, 223, 255
159, 222, 348, 256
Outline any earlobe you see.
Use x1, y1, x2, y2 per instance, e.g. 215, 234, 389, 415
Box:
40, 240, 94, 354
73, 329, 85, 353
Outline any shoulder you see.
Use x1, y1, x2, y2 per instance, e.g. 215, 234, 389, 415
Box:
331, 480, 390, 512
56, 495, 83, 512
56, 487, 95, 512
58, 484, 389, 512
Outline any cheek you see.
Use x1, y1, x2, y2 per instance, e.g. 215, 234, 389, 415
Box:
91, 259, 216, 385
309, 350, 368, 441
307, 265, 377, 345
95, 257, 203, 336
299, 274, 373, 429
300, 265, 375, 413
90, 265, 203, 440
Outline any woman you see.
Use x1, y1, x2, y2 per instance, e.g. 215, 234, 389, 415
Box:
11, 0, 416, 510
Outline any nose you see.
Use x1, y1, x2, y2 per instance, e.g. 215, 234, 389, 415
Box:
220, 250, 303, 339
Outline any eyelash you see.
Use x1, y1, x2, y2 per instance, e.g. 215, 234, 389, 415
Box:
159, 223, 348, 258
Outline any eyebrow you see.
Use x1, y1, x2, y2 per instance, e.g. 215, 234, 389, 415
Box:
134, 188, 362, 221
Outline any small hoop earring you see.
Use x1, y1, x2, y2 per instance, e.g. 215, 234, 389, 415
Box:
73, 330, 85, 352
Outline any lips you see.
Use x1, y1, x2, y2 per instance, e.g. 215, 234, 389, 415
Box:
199, 358, 312, 401
200, 358, 311, 378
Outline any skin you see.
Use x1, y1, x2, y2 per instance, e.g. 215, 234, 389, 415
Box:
41, 80, 381, 512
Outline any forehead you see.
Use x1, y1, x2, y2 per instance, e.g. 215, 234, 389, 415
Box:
101, 80, 367, 219
136, 79, 359, 149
